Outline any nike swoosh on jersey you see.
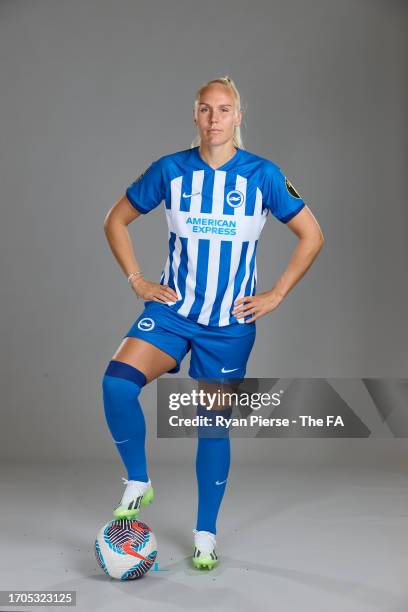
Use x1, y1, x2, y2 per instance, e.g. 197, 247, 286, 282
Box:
215, 479, 228, 485
221, 367, 239, 373
182, 191, 201, 198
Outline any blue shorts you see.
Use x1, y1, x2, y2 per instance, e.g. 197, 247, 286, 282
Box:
123, 301, 256, 380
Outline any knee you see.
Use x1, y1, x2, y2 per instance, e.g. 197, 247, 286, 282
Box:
102, 360, 146, 396
102, 361, 145, 411
102, 370, 136, 400
102, 363, 146, 437
196, 406, 232, 440
102, 377, 140, 399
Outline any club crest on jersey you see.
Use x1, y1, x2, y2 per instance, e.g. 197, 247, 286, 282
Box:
226, 190, 244, 208
285, 178, 302, 199
137, 317, 155, 331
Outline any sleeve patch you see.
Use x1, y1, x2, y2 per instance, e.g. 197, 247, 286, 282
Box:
285, 177, 302, 199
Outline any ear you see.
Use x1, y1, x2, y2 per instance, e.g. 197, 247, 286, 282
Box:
234, 110, 243, 127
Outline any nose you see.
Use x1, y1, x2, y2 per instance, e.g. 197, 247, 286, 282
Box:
209, 111, 220, 124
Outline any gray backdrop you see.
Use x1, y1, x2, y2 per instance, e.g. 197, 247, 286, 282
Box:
1, 0, 407, 464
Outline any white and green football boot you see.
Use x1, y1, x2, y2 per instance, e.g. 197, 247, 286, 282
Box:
113, 477, 154, 519
192, 529, 219, 570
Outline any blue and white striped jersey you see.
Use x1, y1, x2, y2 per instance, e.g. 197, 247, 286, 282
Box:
126, 146, 305, 327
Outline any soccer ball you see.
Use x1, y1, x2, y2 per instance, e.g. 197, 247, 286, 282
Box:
95, 519, 157, 580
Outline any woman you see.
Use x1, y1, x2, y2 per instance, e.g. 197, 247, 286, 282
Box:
102, 75, 324, 570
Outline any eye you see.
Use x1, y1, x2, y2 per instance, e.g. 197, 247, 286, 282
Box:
199, 108, 208, 113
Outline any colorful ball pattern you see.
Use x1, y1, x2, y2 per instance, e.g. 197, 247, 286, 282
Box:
95, 519, 157, 580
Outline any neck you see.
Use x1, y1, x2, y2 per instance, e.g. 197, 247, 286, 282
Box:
198, 142, 237, 170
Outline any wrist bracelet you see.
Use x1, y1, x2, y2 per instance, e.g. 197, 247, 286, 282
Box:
127, 271, 143, 284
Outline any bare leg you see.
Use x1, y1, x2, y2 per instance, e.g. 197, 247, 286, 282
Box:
111, 337, 178, 383
197, 380, 239, 411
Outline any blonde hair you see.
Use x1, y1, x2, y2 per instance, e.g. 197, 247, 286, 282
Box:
191, 75, 245, 149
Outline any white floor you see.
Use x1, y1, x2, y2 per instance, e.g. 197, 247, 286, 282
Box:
1, 458, 408, 612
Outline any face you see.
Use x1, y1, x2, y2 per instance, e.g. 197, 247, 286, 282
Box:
194, 83, 242, 147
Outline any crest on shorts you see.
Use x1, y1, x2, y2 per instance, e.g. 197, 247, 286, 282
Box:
137, 317, 155, 331
285, 177, 302, 199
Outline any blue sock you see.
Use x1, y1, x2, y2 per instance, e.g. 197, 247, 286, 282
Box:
102, 360, 149, 482
195, 405, 233, 535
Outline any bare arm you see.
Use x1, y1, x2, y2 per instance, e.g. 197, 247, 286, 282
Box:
103, 195, 178, 303
232, 205, 324, 322
273, 205, 324, 299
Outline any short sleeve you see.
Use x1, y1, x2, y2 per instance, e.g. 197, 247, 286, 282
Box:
125, 158, 165, 214
262, 162, 306, 223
